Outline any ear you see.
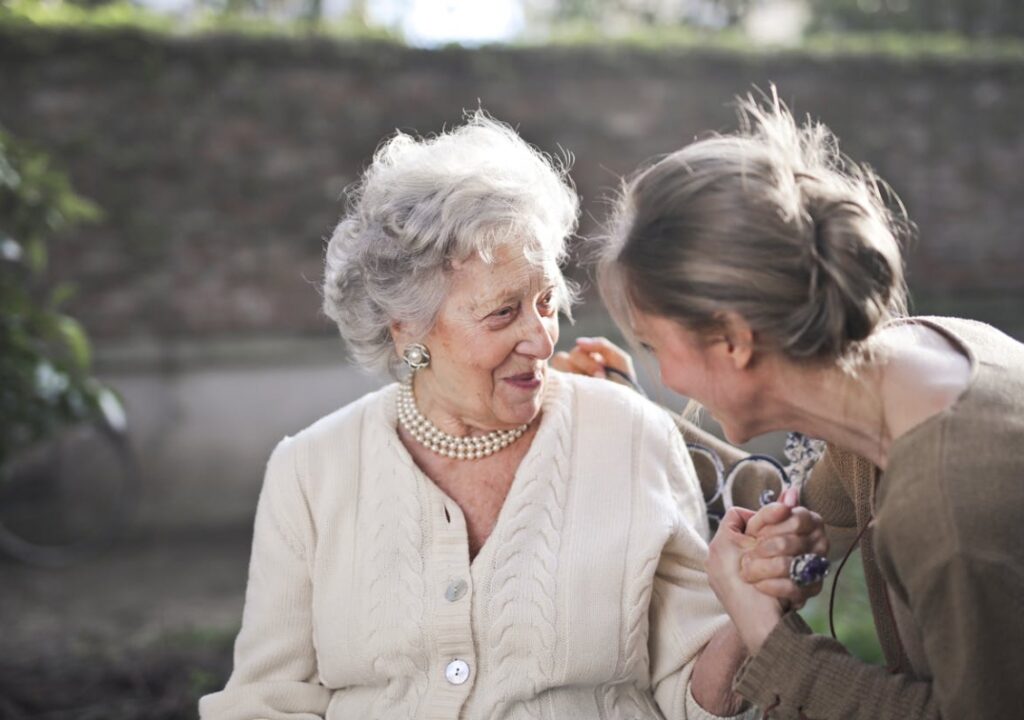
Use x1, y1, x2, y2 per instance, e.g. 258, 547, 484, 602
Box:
390, 320, 408, 353
719, 312, 754, 371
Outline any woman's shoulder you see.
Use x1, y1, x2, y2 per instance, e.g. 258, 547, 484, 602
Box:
258, 383, 398, 518
554, 369, 678, 434
888, 315, 1024, 371
879, 320, 1024, 551
282, 382, 397, 461
552, 370, 703, 519
885, 316, 1024, 443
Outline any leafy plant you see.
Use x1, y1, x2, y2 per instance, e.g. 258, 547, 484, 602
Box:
0, 0, 399, 39
800, 548, 885, 665
0, 127, 123, 471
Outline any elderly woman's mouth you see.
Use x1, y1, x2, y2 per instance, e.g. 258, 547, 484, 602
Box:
503, 371, 543, 390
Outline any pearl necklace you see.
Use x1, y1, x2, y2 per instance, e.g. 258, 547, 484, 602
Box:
397, 380, 528, 460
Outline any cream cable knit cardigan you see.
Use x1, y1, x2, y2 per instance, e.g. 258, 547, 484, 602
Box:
199, 371, 753, 720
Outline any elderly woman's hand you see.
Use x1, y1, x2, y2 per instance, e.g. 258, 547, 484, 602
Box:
707, 507, 785, 654
739, 487, 829, 610
552, 336, 638, 387
707, 488, 829, 654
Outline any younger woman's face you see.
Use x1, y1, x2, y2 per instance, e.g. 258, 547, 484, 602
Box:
631, 310, 761, 444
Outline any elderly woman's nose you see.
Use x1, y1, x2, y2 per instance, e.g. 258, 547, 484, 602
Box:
517, 314, 556, 358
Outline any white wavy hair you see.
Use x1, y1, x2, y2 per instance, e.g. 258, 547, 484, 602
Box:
322, 111, 580, 375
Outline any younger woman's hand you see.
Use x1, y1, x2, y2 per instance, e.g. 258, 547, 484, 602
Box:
551, 336, 638, 386
739, 487, 829, 609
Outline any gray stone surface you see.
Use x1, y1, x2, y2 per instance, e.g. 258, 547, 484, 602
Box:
98, 339, 384, 530
1, 28, 1022, 342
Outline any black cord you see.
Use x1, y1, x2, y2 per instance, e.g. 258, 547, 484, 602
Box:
604, 366, 647, 396
829, 520, 871, 640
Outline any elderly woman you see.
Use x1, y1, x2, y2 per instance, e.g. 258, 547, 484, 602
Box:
198, 114, 823, 720
584, 94, 1024, 719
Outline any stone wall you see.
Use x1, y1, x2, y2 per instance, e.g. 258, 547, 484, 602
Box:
2, 27, 1023, 342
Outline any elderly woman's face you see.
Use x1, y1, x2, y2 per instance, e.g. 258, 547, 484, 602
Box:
416, 244, 561, 430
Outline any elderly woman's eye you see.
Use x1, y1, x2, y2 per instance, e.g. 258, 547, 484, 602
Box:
493, 305, 517, 319
640, 342, 655, 353
538, 291, 556, 314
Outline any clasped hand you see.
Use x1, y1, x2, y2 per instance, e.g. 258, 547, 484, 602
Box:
706, 487, 828, 654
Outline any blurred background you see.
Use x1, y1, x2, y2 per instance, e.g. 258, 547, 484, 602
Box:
1, 1, 1022, 716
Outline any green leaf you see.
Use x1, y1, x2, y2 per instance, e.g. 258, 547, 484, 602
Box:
62, 194, 102, 224
55, 315, 91, 370
50, 282, 77, 309
24, 236, 46, 273
0, 150, 20, 190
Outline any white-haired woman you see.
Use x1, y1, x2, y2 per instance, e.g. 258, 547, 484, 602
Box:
199, 114, 823, 720
588, 95, 1024, 719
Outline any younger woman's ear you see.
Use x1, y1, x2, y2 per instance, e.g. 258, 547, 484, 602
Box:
719, 312, 754, 370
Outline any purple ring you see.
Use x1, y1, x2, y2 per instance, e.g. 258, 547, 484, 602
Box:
789, 553, 830, 588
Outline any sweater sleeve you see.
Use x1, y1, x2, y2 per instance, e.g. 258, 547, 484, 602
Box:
801, 445, 859, 529
732, 613, 939, 719
649, 421, 759, 720
199, 436, 331, 720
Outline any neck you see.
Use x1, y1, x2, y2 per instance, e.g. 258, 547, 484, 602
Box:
410, 372, 528, 437
758, 355, 892, 470
409, 373, 473, 437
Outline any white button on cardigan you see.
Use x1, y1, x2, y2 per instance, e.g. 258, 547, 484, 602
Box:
445, 659, 471, 685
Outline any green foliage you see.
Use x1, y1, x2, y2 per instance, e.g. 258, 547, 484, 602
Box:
535, 19, 751, 50
0, 0, 399, 40
798, 29, 1024, 60
522, 23, 1024, 61
530, 0, 753, 28
533, 0, 1024, 42
515, 1, 1024, 59
4, 0, 1024, 58
0, 0, 178, 31
809, 0, 1024, 40
800, 548, 885, 665
0, 127, 122, 470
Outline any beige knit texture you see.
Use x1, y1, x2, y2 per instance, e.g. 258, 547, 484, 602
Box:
200, 371, 755, 720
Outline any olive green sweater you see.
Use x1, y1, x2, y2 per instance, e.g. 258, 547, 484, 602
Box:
730, 317, 1024, 719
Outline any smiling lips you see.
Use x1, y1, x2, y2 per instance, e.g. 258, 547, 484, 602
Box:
503, 370, 543, 390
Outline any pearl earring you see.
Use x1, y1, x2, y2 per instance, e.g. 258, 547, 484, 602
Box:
402, 343, 431, 371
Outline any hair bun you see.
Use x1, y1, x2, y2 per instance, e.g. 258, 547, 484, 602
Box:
789, 195, 901, 359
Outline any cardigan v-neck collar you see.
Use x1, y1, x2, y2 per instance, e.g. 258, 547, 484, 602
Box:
376, 370, 572, 571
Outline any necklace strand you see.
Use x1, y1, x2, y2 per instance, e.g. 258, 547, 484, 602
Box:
397, 380, 528, 460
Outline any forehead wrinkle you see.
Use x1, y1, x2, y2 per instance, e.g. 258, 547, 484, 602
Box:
466, 257, 554, 312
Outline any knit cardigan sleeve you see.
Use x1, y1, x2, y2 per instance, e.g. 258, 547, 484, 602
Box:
199, 436, 331, 720
732, 612, 938, 719
649, 419, 759, 720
